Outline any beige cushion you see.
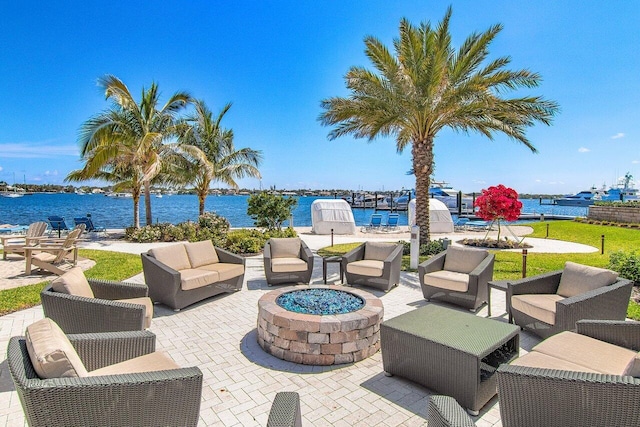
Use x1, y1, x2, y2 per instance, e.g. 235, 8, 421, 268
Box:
51, 266, 94, 298
117, 297, 154, 328
623, 353, 640, 377
184, 240, 219, 268
33, 252, 57, 263
200, 262, 244, 281
179, 268, 219, 290
364, 242, 397, 261
510, 294, 564, 326
88, 351, 179, 377
269, 238, 301, 259
423, 270, 470, 292
25, 318, 88, 379
347, 259, 384, 277
149, 244, 191, 271
443, 246, 488, 274
557, 261, 618, 298
533, 331, 636, 375
510, 351, 601, 374
272, 257, 308, 273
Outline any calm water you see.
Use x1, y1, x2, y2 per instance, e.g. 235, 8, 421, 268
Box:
0, 193, 587, 229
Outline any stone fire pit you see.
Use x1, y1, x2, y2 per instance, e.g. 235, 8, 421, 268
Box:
257, 285, 383, 365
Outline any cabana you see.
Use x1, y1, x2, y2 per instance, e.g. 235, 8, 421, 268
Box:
311, 199, 356, 235
408, 198, 454, 233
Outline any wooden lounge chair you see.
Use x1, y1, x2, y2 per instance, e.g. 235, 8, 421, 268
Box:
24, 228, 81, 275
0, 221, 48, 260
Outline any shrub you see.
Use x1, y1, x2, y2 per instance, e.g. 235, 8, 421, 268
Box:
195, 212, 230, 246
400, 239, 447, 256
224, 227, 298, 254
247, 192, 297, 231
124, 212, 229, 244
609, 250, 640, 284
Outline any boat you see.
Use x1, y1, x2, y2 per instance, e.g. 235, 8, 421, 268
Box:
554, 188, 597, 207
1, 174, 25, 198
428, 181, 474, 211
351, 193, 389, 209
595, 173, 639, 202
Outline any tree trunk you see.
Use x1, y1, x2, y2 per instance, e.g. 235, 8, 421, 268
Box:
412, 136, 435, 247
132, 196, 140, 229
144, 182, 153, 225
199, 191, 206, 216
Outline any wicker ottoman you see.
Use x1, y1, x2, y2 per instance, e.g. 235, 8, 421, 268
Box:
381, 304, 519, 414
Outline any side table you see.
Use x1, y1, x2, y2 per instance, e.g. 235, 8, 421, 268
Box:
488, 280, 511, 322
323, 256, 343, 284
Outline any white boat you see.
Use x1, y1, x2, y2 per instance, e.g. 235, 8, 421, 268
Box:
351, 193, 389, 209
0, 191, 23, 198
428, 181, 474, 211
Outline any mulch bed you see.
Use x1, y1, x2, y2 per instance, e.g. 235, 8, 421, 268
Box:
458, 238, 532, 249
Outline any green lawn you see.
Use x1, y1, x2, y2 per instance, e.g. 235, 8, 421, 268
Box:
0, 249, 142, 316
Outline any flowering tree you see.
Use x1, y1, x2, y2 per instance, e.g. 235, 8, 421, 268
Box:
474, 184, 522, 241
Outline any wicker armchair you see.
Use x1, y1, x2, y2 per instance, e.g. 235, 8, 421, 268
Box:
496, 320, 640, 427
508, 263, 633, 339
267, 392, 302, 427
7, 330, 203, 427
41, 278, 151, 333
419, 246, 495, 311
428, 395, 476, 427
341, 242, 403, 292
264, 238, 314, 285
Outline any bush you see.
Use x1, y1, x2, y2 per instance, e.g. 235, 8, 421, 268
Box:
124, 212, 229, 244
247, 192, 297, 231
224, 227, 298, 255
400, 239, 447, 256
609, 250, 640, 284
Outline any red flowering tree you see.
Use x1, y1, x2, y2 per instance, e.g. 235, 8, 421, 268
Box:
474, 184, 522, 241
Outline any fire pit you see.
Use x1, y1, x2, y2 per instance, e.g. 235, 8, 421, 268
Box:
257, 285, 383, 365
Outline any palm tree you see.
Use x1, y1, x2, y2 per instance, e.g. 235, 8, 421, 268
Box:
66, 75, 191, 227
319, 8, 559, 244
179, 100, 262, 215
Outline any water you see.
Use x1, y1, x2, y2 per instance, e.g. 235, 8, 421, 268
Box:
0, 193, 587, 229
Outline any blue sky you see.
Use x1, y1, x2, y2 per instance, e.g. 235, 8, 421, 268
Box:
1, 1, 639, 195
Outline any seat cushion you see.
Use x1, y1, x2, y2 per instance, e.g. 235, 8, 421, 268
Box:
347, 259, 384, 277
200, 262, 244, 281
87, 351, 180, 377
117, 297, 154, 328
184, 240, 219, 268
533, 331, 637, 375
511, 294, 563, 326
269, 238, 301, 259
510, 351, 601, 373
51, 266, 94, 298
556, 261, 618, 298
443, 246, 488, 274
33, 252, 57, 263
272, 257, 308, 273
364, 242, 397, 261
25, 318, 89, 379
179, 268, 219, 290
623, 353, 640, 377
149, 244, 191, 271
423, 270, 470, 292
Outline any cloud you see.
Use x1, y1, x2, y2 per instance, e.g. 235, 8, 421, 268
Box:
0, 140, 78, 158
0, 166, 3, 172
44, 170, 59, 176
633, 160, 639, 164
610, 133, 625, 139
578, 147, 590, 153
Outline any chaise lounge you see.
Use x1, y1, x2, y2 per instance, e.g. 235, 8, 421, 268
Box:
141, 240, 245, 310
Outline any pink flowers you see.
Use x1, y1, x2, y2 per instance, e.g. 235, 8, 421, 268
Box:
474, 184, 522, 222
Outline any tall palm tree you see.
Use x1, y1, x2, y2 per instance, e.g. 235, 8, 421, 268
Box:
66, 75, 191, 227
179, 100, 262, 215
320, 8, 559, 244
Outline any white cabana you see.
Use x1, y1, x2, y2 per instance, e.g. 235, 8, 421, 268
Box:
408, 198, 454, 233
311, 199, 357, 235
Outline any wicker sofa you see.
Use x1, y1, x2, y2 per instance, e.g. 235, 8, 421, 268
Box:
141, 240, 245, 310
41, 266, 152, 333
496, 320, 640, 427
508, 261, 633, 338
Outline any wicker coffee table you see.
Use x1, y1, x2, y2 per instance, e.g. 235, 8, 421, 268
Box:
381, 304, 519, 414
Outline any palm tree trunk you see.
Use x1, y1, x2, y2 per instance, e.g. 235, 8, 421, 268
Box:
144, 182, 153, 225
199, 191, 206, 216
412, 136, 435, 246
132, 196, 140, 229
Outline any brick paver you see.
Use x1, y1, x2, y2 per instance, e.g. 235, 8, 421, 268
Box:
0, 246, 539, 426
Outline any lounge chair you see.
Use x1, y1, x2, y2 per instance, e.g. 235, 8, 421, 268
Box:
47, 215, 69, 237
0, 221, 48, 260
384, 213, 400, 231
452, 216, 469, 231
24, 228, 82, 275
342, 242, 403, 292
464, 220, 491, 231
73, 216, 108, 236
361, 213, 383, 232
264, 237, 314, 285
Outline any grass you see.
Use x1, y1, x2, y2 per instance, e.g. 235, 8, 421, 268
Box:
0, 249, 142, 316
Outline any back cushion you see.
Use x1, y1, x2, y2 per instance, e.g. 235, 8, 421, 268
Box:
269, 238, 301, 259
149, 244, 191, 271
443, 246, 488, 274
623, 353, 640, 377
51, 266, 94, 298
364, 242, 397, 261
25, 318, 88, 379
185, 240, 219, 268
557, 261, 619, 298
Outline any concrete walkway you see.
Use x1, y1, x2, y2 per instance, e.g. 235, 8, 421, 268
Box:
0, 226, 593, 426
